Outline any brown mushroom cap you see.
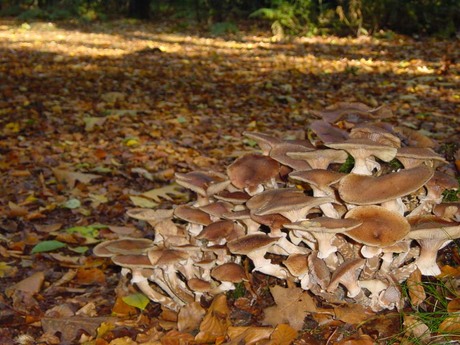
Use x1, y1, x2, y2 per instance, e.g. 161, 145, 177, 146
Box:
313, 102, 392, 123
111, 254, 153, 268
214, 190, 250, 204
242, 131, 282, 154
211, 262, 247, 283
338, 165, 434, 205
289, 169, 346, 190
287, 149, 348, 170
175, 170, 230, 196
197, 220, 244, 243
174, 205, 212, 225
227, 153, 280, 190
187, 278, 213, 293
287, 217, 362, 233
147, 248, 189, 266
433, 202, 460, 220
199, 201, 233, 219
309, 120, 349, 144
269, 142, 314, 170
227, 234, 279, 255
344, 205, 410, 247
406, 215, 460, 240
350, 124, 401, 148
396, 147, 448, 168
326, 138, 397, 162
327, 258, 365, 297
93, 238, 154, 257
283, 254, 309, 276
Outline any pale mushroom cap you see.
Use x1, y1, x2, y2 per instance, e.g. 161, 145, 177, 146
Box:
338, 165, 434, 205
286, 149, 348, 169
93, 238, 154, 257
396, 147, 447, 168
344, 205, 410, 246
211, 262, 247, 283
286, 217, 362, 233
227, 153, 280, 189
227, 234, 279, 255
187, 278, 213, 292
326, 138, 397, 162
147, 248, 189, 266
174, 205, 212, 225
350, 124, 401, 148
175, 170, 229, 196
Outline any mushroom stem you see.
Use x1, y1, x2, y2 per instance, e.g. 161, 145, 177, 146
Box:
414, 239, 451, 276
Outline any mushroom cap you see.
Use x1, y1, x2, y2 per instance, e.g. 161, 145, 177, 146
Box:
286, 217, 362, 234
433, 202, 460, 220
250, 213, 291, 229
269, 142, 314, 170
174, 205, 212, 225
344, 205, 410, 246
214, 190, 250, 204
199, 201, 233, 218
283, 254, 309, 276
309, 120, 349, 144
126, 208, 174, 222
147, 248, 189, 266
289, 169, 346, 189
396, 147, 447, 168
111, 254, 153, 268
350, 124, 401, 148
338, 165, 434, 205
197, 220, 244, 242
187, 278, 213, 292
242, 131, 282, 154
286, 149, 348, 169
246, 188, 299, 211
211, 262, 247, 283
425, 171, 459, 198
175, 170, 230, 196
93, 238, 154, 257
326, 138, 397, 162
308, 251, 331, 289
227, 234, 279, 255
227, 153, 280, 190
327, 258, 365, 293
313, 102, 392, 123
405, 215, 460, 240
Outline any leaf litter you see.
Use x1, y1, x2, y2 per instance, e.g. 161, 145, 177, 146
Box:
0, 18, 459, 344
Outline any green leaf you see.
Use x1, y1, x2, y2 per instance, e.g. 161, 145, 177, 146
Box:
69, 246, 89, 254
122, 293, 150, 310
31, 240, 67, 254
65, 224, 106, 239
62, 198, 81, 209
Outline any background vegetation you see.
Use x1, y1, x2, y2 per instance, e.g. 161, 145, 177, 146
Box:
0, 0, 458, 37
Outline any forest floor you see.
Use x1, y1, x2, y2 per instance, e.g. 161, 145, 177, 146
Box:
0, 19, 459, 344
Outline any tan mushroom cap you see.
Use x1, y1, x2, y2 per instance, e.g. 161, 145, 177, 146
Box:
246, 188, 298, 211
175, 170, 230, 197
396, 147, 448, 168
287, 217, 362, 233
327, 258, 365, 297
269, 142, 314, 170
350, 124, 401, 148
242, 131, 282, 154
338, 165, 434, 205
187, 278, 213, 292
227, 234, 279, 255
199, 201, 233, 219
313, 102, 392, 123
309, 120, 349, 144
174, 205, 212, 225
214, 190, 250, 204
326, 138, 397, 162
283, 254, 309, 276
227, 153, 280, 190
93, 238, 154, 257
406, 215, 460, 241
211, 262, 247, 283
126, 208, 174, 222
286, 149, 348, 170
344, 205, 410, 247
147, 248, 189, 266
111, 254, 153, 268
197, 220, 244, 243
289, 169, 346, 189
433, 202, 460, 220
425, 171, 459, 198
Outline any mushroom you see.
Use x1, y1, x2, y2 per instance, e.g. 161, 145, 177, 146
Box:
433, 202, 460, 221
210, 262, 247, 294
308, 251, 331, 291
92, 238, 154, 257
283, 254, 310, 290
344, 205, 410, 247
287, 149, 348, 170
174, 204, 212, 237
242, 131, 282, 155
312, 102, 392, 124
199, 201, 233, 221
175, 170, 230, 206
227, 234, 288, 279
197, 220, 245, 245
326, 138, 397, 175
327, 258, 365, 298
338, 165, 434, 214
269, 142, 314, 171
289, 169, 346, 218
223, 209, 261, 234
349, 123, 401, 148
309, 120, 349, 144
359, 279, 389, 312
227, 153, 280, 195
395, 147, 447, 169
111, 254, 181, 311
405, 215, 460, 276
187, 278, 213, 301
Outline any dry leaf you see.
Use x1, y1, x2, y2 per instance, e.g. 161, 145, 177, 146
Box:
160, 330, 195, 345
337, 334, 374, 345
403, 315, 431, 344
5, 271, 45, 297
407, 269, 426, 307
227, 326, 273, 344
195, 294, 230, 343
269, 324, 298, 345
447, 298, 460, 313
438, 314, 460, 334
52, 168, 101, 189
177, 301, 206, 333
334, 303, 374, 325
141, 183, 187, 203
262, 285, 317, 331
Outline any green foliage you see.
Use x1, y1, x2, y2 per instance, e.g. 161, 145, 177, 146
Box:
338, 155, 355, 173
210, 21, 239, 36
31, 240, 67, 254
250, 0, 316, 36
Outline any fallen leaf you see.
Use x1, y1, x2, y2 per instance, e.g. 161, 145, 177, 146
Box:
129, 195, 158, 208
262, 285, 317, 331
122, 293, 150, 311
5, 271, 45, 297
195, 294, 230, 343
269, 324, 298, 345
53, 168, 101, 189
337, 334, 374, 345
76, 268, 106, 285
407, 269, 426, 307
141, 183, 187, 203
160, 330, 195, 345
31, 240, 67, 254
334, 303, 374, 325
227, 326, 274, 344
177, 301, 206, 333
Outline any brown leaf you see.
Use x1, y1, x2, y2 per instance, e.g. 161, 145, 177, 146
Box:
195, 294, 230, 343
262, 286, 317, 331
75, 268, 106, 285
5, 271, 45, 297
407, 269, 426, 307
52, 168, 101, 189
227, 326, 273, 344
177, 301, 206, 333
334, 303, 374, 325
41, 316, 115, 345
438, 314, 460, 334
269, 324, 298, 345
160, 330, 195, 345
337, 334, 374, 345
403, 315, 431, 344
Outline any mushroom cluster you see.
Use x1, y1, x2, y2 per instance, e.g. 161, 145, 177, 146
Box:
94, 102, 459, 313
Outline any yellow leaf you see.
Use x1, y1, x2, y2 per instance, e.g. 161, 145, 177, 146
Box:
141, 183, 187, 203
125, 138, 140, 147
269, 324, 297, 345
227, 326, 273, 344
4, 122, 20, 133
334, 303, 374, 325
